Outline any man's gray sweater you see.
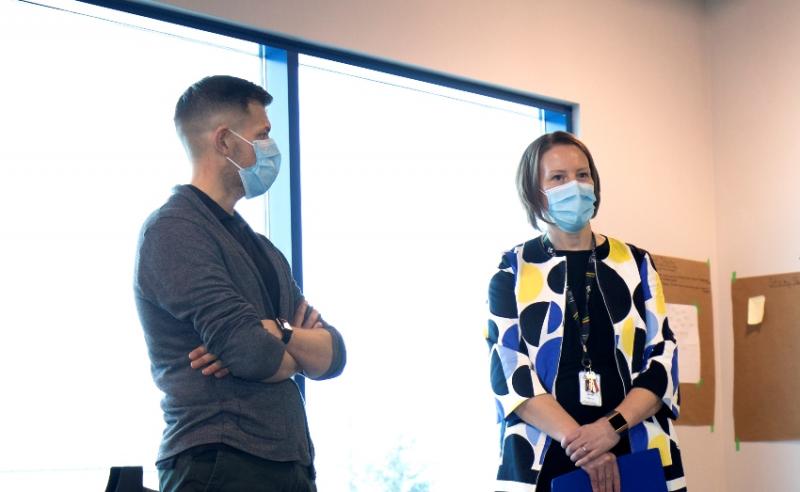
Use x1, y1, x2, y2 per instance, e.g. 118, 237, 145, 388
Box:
134, 185, 345, 465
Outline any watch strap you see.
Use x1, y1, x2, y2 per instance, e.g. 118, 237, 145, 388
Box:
277, 318, 293, 344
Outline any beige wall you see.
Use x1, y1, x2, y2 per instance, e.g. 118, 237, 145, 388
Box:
143, 0, 799, 489
707, 0, 800, 490
145, 0, 718, 259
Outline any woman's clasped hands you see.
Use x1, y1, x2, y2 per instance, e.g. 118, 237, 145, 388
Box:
562, 418, 622, 492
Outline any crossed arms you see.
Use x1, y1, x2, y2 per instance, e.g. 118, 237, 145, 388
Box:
135, 218, 346, 385
190, 300, 341, 382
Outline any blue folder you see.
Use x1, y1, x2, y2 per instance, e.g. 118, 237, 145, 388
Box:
551, 448, 668, 492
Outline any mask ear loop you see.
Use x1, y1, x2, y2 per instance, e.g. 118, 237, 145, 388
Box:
228, 128, 253, 145
225, 156, 244, 171
225, 128, 253, 170
539, 196, 555, 227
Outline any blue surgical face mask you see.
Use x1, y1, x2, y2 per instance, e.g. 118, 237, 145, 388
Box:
226, 130, 281, 199
542, 180, 596, 233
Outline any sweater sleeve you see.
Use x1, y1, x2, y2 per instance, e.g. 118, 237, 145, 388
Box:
265, 240, 347, 381
288, 275, 347, 381
631, 250, 681, 419
487, 250, 548, 419
312, 320, 347, 380
135, 217, 286, 381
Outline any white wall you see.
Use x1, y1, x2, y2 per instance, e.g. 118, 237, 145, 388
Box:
707, 0, 800, 490
141, 0, 799, 490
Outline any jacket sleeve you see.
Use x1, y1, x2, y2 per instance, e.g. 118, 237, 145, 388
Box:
631, 249, 680, 419
487, 250, 547, 419
135, 217, 286, 381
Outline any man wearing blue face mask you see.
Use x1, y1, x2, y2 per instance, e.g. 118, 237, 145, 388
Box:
486, 132, 685, 492
134, 75, 346, 492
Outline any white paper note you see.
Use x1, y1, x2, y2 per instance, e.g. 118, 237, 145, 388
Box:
666, 303, 701, 384
747, 295, 766, 325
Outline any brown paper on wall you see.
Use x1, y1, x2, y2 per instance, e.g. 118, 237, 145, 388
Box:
652, 255, 715, 426
731, 271, 800, 441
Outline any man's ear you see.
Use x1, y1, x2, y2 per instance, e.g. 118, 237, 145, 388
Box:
212, 126, 232, 156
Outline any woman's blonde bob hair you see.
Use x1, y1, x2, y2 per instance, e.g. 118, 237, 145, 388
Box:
516, 131, 601, 230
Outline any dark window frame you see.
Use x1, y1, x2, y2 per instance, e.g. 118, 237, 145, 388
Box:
78, 0, 574, 285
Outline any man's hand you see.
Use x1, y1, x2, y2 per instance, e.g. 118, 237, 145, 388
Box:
259, 299, 321, 339
293, 300, 323, 329
563, 417, 620, 467
188, 345, 229, 378
581, 452, 620, 492
272, 299, 333, 379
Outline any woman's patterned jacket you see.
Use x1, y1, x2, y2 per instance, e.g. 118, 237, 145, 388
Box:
486, 235, 686, 491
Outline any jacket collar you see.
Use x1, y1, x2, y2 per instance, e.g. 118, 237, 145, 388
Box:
528, 233, 611, 261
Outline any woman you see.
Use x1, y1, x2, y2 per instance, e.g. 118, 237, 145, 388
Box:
486, 132, 685, 492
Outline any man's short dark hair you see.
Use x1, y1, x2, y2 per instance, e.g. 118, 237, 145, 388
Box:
516, 131, 601, 230
174, 75, 272, 132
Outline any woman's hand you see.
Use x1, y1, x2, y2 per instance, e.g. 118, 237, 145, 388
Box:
581, 452, 620, 492
562, 417, 620, 466
188, 345, 229, 378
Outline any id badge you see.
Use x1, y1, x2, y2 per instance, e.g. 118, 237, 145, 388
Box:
579, 370, 602, 407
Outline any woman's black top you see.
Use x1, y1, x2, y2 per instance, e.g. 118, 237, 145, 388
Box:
535, 249, 631, 492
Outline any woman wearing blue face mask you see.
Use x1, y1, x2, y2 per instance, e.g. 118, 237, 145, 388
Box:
486, 132, 685, 492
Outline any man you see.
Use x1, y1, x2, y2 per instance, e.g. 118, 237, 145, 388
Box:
134, 75, 346, 492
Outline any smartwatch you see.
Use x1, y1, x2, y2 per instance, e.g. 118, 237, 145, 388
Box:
605, 410, 629, 434
277, 318, 293, 344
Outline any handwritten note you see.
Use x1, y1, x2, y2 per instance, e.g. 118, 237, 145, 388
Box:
666, 303, 701, 384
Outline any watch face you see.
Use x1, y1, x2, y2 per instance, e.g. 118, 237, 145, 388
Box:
608, 413, 628, 432
279, 319, 293, 344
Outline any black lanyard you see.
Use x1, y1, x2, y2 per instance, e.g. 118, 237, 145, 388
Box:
541, 233, 597, 370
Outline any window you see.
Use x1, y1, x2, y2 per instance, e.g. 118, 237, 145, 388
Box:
0, 1, 274, 489
0, 1, 571, 490
297, 56, 562, 490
